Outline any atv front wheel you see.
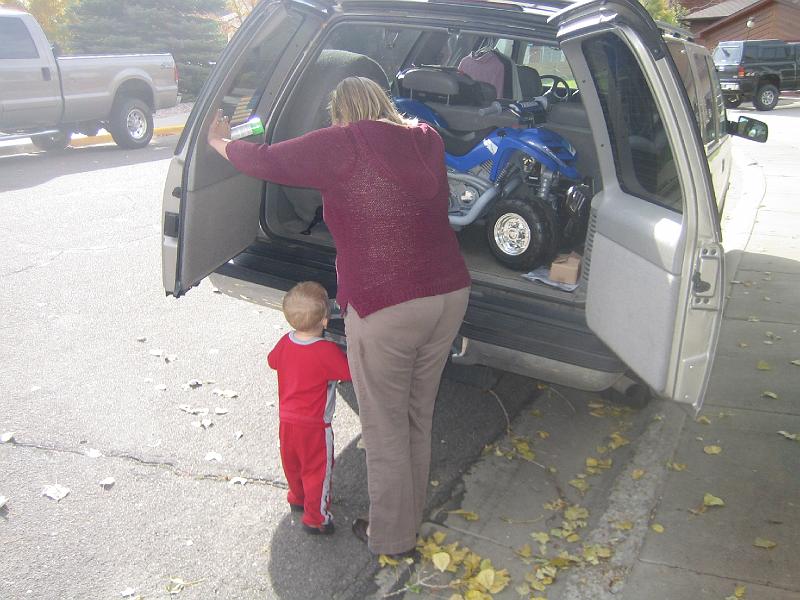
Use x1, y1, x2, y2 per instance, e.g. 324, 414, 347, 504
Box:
485, 197, 555, 271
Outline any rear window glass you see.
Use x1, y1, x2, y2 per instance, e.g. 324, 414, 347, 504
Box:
583, 33, 682, 213
323, 25, 421, 83
0, 17, 39, 59
713, 44, 741, 65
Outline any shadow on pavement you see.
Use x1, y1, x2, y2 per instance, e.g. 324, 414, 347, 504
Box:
266, 368, 540, 600
0, 138, 177, 193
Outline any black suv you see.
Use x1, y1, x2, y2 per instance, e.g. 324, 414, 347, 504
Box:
714, 39, 800, 110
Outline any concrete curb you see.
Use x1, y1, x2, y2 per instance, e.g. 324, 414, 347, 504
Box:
0, 125, 184, 157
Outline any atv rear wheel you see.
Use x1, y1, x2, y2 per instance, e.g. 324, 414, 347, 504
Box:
485, 197, 555, 271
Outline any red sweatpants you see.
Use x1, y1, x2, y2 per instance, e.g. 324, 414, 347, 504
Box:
279, 422, 334, 528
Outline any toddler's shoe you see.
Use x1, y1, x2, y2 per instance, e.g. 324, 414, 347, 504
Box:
302, 521, 335, 535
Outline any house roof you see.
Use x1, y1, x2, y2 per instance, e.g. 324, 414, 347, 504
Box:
684, 0, 762, 20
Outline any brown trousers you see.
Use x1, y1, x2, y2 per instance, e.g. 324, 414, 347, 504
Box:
345, 287, 470, 554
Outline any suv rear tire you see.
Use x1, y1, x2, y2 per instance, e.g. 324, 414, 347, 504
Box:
109, 97, 154, 149
753, 84, 779, 111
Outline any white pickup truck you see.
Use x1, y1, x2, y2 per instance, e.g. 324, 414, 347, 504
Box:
0, 8, 178, 150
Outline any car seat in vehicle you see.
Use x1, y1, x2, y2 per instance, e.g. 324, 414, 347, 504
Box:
517, 65, 543, 99
269, 50, 389, 228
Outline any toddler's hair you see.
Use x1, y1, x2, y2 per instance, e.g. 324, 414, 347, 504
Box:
282, 281, 330, 331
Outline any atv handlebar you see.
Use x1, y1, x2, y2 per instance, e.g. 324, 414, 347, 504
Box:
477, 101, 503, 117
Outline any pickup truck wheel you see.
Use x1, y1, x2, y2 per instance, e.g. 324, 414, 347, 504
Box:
753, 84, 779, 111
724, 95, 742, 109
485, 197, 554, 271
31, 130, 71, 151
109, 97, 153, 149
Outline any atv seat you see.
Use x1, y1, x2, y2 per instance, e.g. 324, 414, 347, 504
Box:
398, 67, 520, 131
434, 125, 497, 156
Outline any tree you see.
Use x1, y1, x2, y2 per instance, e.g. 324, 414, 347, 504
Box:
638, 0, 685, 26
66, 0, 226, 98
226, 0, 260, 28
0, 0, 73, 49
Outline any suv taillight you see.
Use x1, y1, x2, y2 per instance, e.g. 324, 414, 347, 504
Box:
738, 66, 745, 77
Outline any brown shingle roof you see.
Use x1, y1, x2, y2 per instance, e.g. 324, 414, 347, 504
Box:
684, 0, 763, 20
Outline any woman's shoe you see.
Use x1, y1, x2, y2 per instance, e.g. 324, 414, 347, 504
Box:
352, 518, 417, 560
352, 517, 369, 544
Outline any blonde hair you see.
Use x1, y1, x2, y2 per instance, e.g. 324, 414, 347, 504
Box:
282, 281, 330, 332
328, 76, 409, 126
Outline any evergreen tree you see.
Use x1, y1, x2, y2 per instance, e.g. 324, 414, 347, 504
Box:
66, 0, 226, 98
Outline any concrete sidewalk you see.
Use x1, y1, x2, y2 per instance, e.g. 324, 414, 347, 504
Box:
387, 109, 799, 600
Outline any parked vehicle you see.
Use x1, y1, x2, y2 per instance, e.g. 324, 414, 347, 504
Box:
162, 0, 767, 411
713, 39, 800, 110
0, 8, 179, 150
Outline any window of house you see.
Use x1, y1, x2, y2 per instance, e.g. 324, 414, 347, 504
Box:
583, 33, 682, 213
0, 17, 39, 59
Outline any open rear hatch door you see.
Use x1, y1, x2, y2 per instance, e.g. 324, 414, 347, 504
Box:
161, 0, 331, 298
551, 0, 724, 410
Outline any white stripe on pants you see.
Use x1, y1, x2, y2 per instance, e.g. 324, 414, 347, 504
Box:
345, 287, 470, 554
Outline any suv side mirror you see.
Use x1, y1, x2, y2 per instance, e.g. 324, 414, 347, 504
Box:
727, 116, 768, 143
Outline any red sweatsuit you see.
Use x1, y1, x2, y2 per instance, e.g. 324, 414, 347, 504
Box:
268, 332, 351, 528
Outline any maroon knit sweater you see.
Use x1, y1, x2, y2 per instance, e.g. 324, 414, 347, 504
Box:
227, 120, 471, 317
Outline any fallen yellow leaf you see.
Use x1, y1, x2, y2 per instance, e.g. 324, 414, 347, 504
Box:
432, 551, 451, 572
566, 533, 580, 542
651, 523, 665, 533
696, 416, 712, 425
777, 430, 798, 441
608, 432, 630, 450
790, 359, 800, 367
569, 478, 589, 493
761, 391, 779, 400
433, 530, 447, 545
703, 493, 725, 507
735, 584, 746, 598
537, 430, 550, 439
449, 509, 479, 521
531, 532, 550, 544
753, 537, 777, 549
475, 568, 495, 590
379, 554, 399, 567
667, 461, 688, 471
703, 445, 722, 455
756, 360, 772, 371
586, 457, 599, 468
516, 543, 533, 559
613, 521, 633, 530
631, 469, 645, 480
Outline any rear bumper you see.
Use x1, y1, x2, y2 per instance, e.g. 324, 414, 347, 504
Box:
719, 78, 756, 96
209, 242, 626, 389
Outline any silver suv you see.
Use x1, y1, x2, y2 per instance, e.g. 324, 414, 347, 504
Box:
161, 0, 767, 411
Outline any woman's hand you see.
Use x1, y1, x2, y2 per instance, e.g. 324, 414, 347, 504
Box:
208, 109, 231, 143
208, 109, 232, 159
